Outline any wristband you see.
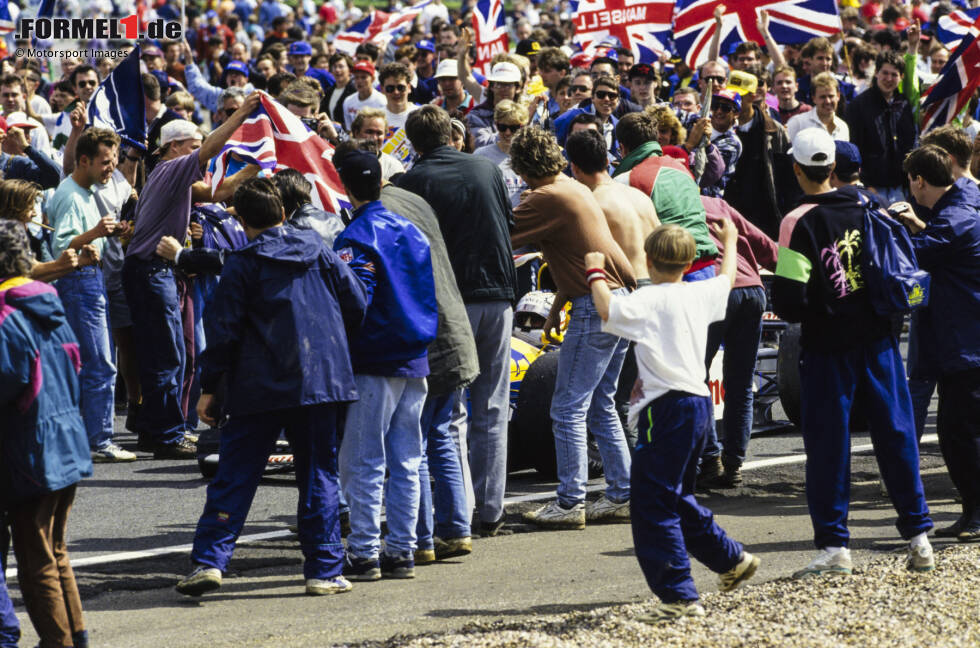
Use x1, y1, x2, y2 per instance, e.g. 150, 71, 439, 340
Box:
586, 268, 607, 284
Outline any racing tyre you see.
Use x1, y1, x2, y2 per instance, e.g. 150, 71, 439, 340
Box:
512, 351, 604, 480
777, 323, 802, 427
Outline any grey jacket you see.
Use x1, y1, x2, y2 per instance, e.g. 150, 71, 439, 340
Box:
380, 184, 479, 395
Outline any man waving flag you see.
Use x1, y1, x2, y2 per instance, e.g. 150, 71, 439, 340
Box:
571, 0, 673, 62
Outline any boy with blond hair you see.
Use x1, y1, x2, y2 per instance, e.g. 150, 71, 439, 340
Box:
585, 221, 759, 622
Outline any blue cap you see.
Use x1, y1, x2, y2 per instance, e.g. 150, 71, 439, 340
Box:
288, 40, 313, 56
416, 39, 435, 53
834, 140, 862, 177
149, 69, 172, 94
334, 149, 381, 197
205, 9, 218, 19
226, 60, 249, 77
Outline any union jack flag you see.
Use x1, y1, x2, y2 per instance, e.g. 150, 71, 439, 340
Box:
472, 0, 508, 75
0, 0, 14, 35
212, 93, 349, 214
571, 0, 673, 63
935, 7, 980, 51
334, 0, 433, 55
921, 12, 980, 132
673, 0, 841, 70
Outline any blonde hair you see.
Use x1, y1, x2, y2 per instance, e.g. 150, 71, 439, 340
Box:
811, 71, 838, 94
493, 99, 528, 125
165, 90, 195, 112
644, 224, 696, 273
645, 105, 686, 146
351, 107, 387, 134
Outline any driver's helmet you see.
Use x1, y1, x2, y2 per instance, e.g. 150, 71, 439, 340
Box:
514, 291, 558, 330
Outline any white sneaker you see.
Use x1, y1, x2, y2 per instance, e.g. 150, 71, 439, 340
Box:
585, 494, 630, 522
92, 443, 137, 463
635, 600, 706, 623
175, 565, 222, 596
306, 576, 353, 595
719, 551, 760, 592
522, 500, 586, 529
792, 547, 853, 579
907, 539, 935, 572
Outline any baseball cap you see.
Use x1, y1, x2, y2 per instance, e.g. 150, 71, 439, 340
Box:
434, 59, 458, 79
516, 39, 542, 57
334, 149, 381, 197
834, 140, 862, 177
225, 60, 249, 76
569, 52, 594, 68
712, 88, 742, 111
141, 45, 164, 59
352, 60, 375, 76
4, 112, 39, 130
160, 119, 203, 146
487, 62, 521, 84
726, 70, 758, 96
790, 127, 836, 166
628, 63, 657, 80
0, 116, 7, 133
288, 41, 313, 56
415, 39, 435, 53
592, 47, 618, 66
205, 9, 218, 19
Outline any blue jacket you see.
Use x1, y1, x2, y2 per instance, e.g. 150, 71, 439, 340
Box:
909, 178, 980, 377
0, 278, 91, 505
334, 200, 438, 377
0, 147, 61, 190
200, 226, 368, 416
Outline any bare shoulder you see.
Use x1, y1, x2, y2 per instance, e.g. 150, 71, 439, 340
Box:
622, 185, 659, 227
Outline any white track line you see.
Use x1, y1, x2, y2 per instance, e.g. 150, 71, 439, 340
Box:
3, 434, 939, 578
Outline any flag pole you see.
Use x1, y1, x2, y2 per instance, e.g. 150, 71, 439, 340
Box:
181, 0, 186, 31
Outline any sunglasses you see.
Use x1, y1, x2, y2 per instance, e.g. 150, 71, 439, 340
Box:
702, 75, 726, 85
570, 85, 590, 94
495, 122, 521, 133
711, 101, 735, 113
594, 90, 618, 101
384, 84, 407, 93
77, 80, 98, 87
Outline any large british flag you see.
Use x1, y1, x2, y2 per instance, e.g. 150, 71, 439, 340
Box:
936, 7, 980, 51
673, 0, 841, 70
334, 0, 433, 55
212, 93, 349, 214
571, 0, 673, 63
921, 12, 980, 132
472, 0, 508, 75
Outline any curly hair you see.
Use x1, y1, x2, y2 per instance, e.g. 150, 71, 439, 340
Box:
0, 220, 33, 278
645, 105, 686, 146
0, 179, 41, 223
508, 126, 566, 179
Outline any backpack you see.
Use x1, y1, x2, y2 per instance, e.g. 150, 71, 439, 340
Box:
857, 192, 930, 316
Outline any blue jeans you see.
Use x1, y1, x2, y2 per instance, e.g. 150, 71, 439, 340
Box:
703, 286, 767, 463
58, 267, 116, 450
122, 257, 185, 445
340, 374, 427, 559
192, 404, 345, 579
551, 291, 631, 507
632, 392, 743, 602
800, 336, 933, 548
417, 391, 471, 549
0, 514, 19, 648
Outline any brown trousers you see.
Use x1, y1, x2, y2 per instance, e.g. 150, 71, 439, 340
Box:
8, 485, 85, 648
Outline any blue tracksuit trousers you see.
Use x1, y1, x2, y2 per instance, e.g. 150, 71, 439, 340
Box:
632, 391, 743, 603
0, 517, 19, 648
799, 336, 933, 549
191, 403, 346, 579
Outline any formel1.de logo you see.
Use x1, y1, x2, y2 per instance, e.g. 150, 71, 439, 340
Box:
16, 15, 182, 41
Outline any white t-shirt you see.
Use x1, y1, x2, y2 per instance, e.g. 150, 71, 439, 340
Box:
342, 90, 386, 130
601, 276, 730, 427
384, 104, 420, 137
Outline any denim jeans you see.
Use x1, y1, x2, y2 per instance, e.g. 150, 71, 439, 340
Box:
58, 267, 116, 450
417, 391, 471, 549
702, 285, 767, 464
0, 534, 18, 648
464, 301, 512, 525
340, 374, 427, 559
551, 291, 632, 507
122, 257, 186, 445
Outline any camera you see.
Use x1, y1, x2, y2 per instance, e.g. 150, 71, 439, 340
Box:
301, 117, 318, 131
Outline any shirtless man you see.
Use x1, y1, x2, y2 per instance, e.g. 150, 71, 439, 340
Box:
543, 128, 660, 341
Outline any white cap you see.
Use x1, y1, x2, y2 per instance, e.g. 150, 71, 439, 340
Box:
487, 62, 521, 84
789, 127, 835, 166
160, 119, 203, 146
434, 59, 458, 79
4, 111, 40, 130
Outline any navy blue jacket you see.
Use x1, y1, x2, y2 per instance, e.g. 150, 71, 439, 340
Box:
909, 178, 980, 378
334, 200, 438, 377
200, 226, 368, 416
0, 147, 61, 190
0, 278, 91, 505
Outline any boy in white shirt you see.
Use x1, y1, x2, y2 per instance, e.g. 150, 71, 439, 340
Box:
585, 220, 759, 623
